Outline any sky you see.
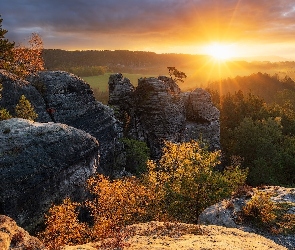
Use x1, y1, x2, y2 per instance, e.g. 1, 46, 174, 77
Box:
2, 0, 295, 60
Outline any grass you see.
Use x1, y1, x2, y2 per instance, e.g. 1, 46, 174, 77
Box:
82, 73, 158, 92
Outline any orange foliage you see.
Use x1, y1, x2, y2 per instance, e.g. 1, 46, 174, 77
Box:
40, 175, 159, 249
11, 33, 44, 77
38, 198, 90, 250
86, 174, 156, 240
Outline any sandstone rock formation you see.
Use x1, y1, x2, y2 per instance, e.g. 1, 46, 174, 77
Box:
182, 88, 220, 150
198, 186, 295, 249
28, 71, 124, 173
108, 74, 220, 158
0, 118, 99, 233
0, 215, 46, 250
0, 70, 123, 173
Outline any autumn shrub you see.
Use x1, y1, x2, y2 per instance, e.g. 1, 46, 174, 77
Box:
40, 141, 247, 249
38, 198, 90, 250
40, 175, 158, 249
242, 191, 295, 234
143, 140, 247, 223
10, 33, 44, 78
242, 191, 277, 227
85, 174, 157, 240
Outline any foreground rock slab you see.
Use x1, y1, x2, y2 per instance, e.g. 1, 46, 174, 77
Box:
0, 215, 45, 250
63, 221, 286, 250
0, 118, 99, 233
199, 186, 295, 249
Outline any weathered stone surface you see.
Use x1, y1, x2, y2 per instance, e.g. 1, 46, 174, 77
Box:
198, 186, 295, 249
108, 74, 220, 159
0, 70, 51, 122
108, 73, 134, 107
130, 76, 185, 158
28, 71, 123, 173
0, 215, 46, 250
63, 221, 287, 250
182, 88, 220, 150
0, 118, 99, 233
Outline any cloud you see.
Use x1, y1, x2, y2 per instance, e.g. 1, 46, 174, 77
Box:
2, 0, 295, 53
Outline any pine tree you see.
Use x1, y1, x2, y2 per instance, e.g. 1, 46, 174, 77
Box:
0, 15, 15, 71
15, 95, 38, 121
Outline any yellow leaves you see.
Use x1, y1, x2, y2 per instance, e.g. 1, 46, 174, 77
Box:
242, 192, 277, 224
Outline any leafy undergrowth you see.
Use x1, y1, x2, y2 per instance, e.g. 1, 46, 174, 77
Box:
38, 140, 247, 250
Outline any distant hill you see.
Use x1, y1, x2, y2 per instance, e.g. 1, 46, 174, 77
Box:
42, 49, 210, 75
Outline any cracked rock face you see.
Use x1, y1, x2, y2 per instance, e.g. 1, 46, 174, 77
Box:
0, 118, 99, 233
109, 74, 220, 158
29, 71, 123, 173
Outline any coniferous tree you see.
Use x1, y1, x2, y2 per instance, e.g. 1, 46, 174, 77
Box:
0, 15, 15, 71
15, 95, 38, 121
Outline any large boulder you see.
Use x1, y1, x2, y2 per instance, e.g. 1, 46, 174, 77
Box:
0, 70, 123, 173
108, 74, 220, 159
28, 71, 123, 173
0, 118, 99, 233
198, 186, 295, 249
0, 215, 45, 250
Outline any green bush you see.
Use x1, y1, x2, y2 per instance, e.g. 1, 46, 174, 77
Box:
122, 138, 150, 175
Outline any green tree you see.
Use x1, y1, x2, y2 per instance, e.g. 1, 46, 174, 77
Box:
144, 141, 247, 222
232, 117, 285, 185
122, 138, 150, 175
167, 67, 187, 83
0, 15, 15, 71
15, 95, 38, 121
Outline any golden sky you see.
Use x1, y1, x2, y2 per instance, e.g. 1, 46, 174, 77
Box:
2, 0, 295, 60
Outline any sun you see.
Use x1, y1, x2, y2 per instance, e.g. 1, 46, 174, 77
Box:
204, 43, 236, 61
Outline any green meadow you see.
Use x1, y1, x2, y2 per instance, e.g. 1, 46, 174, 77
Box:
82, 73, 158, 92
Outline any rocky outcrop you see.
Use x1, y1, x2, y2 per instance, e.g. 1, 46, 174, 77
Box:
0, 215, 45, 250
109, 74, 220, 158
198, 186, 295, 249
0, 70, 123, 173
0, 118, 99, 233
